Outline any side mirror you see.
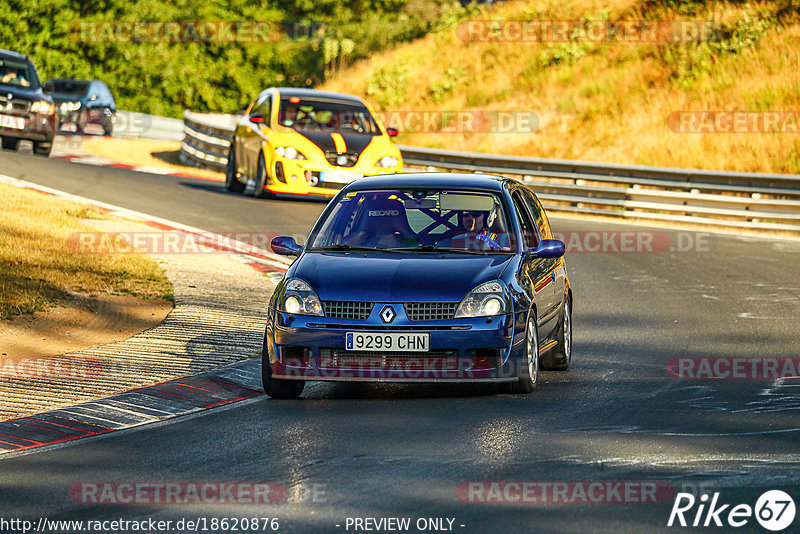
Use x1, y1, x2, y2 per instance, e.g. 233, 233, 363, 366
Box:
249, 114, 266, 125
528, 239, 565, 258
43, 81, 54, 93
386, 127, 399, 137
271, 236, 302, 256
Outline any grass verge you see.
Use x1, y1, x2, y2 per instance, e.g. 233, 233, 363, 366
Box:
0, 183, 173, 320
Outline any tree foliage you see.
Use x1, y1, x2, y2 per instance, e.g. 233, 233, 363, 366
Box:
0, 0, 463, 116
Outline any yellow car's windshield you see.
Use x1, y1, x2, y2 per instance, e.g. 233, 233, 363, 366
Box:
278, 97, 380, 135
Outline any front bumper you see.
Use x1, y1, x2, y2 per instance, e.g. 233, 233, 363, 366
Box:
0, 112, 56, 142
265, 157, 402, 198
267, 308, 523, 382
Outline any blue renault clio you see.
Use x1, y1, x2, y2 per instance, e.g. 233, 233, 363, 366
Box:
264, 173, 572, 398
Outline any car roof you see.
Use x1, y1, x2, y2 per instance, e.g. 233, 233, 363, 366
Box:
344, 173, 510, 192
0, 49, 29, 61
273, 87, 363, 104
47, 78, 94, 83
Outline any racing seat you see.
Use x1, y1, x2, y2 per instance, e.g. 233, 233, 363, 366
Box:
345, 198, 416, 247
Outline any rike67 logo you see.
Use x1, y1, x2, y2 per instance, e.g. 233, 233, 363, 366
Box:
668, 490, 796, 531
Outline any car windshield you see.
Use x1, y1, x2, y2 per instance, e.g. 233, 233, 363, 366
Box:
278, 97, 380, 135
308, 189, 515, 254
0, 58, 38, 89
51, 80, 90, 97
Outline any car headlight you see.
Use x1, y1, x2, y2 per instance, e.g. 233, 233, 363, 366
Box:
455, 280, 510, 318
278, 278, 323, 316
375, 155, 398, 168
31, 100, 55, 115
275, 146, 308, 160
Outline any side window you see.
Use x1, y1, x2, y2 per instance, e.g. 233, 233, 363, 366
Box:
522, 188, 551, 239
254, 94, 272, 124
511, 191, 539, 248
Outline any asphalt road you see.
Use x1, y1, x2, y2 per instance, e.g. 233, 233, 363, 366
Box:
2, 149, 800, 533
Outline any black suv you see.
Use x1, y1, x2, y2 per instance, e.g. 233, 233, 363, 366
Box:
44, 78, 116, 136
0, 49, 56, 156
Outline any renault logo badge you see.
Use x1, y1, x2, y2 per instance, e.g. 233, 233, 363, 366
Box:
380, 305, 396, 323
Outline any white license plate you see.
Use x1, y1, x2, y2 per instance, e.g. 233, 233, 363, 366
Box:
320, 170, 363, 184
0, 114, 25, 130
346, 332, 429, 352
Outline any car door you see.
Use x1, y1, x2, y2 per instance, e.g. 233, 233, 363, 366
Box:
522, 188, 566, 324
511, 189, 560, 339
236, 91, 272, 178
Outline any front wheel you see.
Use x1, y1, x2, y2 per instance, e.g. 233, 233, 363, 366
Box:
33, 141, 52, 157
225, 142, 246, 193
1, 137, 19, 151
252, 152, 275, 199
262, 341, 305, 399
512, 310, 539, 393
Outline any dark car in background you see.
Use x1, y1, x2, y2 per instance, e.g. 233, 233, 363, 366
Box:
0, 49, 56, 156
43, 78, 116, 136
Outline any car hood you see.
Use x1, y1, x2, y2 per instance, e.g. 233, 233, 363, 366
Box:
293, 252, 514, 302
0, 85, 47, 102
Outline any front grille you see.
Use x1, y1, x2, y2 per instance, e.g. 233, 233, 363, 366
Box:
324, 151, 358, 167
320, 348, 459, 370
404, 302, 458, 321
323, 301, 373, 320
0, 97, 30, 113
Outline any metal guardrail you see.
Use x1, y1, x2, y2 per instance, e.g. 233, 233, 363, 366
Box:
181, 111, 800, 232
114, 110, 184, 141
179, 111, 236, 171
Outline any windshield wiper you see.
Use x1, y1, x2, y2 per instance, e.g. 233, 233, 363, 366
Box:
383, 245, 488, 255
313, 244, 396, 253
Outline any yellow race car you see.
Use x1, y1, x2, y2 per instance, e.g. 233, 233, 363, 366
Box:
226, 87, 402, 198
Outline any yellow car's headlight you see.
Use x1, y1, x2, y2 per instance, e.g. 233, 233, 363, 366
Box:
275, 146, 308, 160
375, 155, 398, 168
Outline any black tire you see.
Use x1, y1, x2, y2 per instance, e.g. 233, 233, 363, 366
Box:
542, 296, 572, 371
33, 141, 52, 157
253, 152, 275, 199
225, 142, 246, 193
1, 137, 19, 151
103, 118, 113, 136
512, 310, 539, 393
262, 337, 305, 399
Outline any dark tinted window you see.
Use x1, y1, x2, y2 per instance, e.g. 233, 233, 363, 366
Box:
309, 189, 513, 253
511, 190, 539, 248
53, 80, 90, 96
522, 188, 551, 239
0, 58, 39, 89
